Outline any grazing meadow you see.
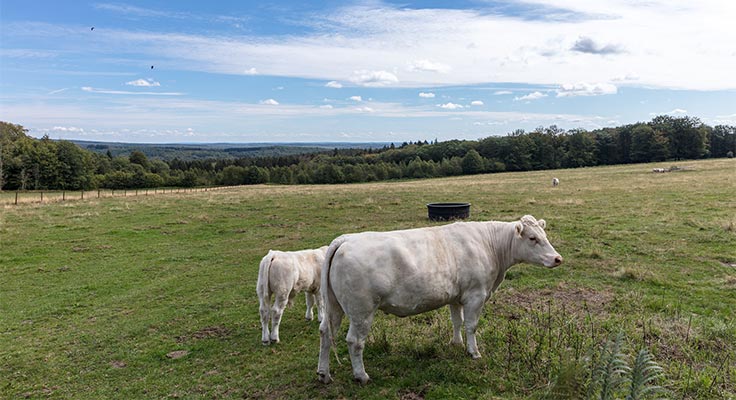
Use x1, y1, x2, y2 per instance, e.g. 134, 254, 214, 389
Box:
1, 158, 734, 399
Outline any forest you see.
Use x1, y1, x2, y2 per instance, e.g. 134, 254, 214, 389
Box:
1, 116, 734, 190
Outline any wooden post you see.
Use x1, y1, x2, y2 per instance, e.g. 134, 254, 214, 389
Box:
15, 191, 18, 205
81, 191, 84, 200
40, 192, 43, 203
62, 191, 65, 201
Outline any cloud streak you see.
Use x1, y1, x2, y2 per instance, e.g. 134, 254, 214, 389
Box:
81, 86, 183, 95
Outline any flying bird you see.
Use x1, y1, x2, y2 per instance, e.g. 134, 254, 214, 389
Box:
151, 65, 154, 69
91, 27, 94, 31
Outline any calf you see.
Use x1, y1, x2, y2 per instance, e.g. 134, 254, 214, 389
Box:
257, 246, 328, 344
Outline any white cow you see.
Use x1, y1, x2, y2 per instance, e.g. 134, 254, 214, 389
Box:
552, 177, 560, 186
317, 215, 562, 384
257, 246, 328, 345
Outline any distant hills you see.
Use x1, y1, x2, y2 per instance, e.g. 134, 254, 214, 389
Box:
70, 140, 392, 161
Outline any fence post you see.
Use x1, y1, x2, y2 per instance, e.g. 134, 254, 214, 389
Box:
62, 191, 65, 201
15, 191, 18, 205
98, 189, 100, 198
41, 192, 43, 203
81, 191, 84, 200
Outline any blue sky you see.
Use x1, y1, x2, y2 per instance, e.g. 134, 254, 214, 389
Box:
1, 0, 735, 143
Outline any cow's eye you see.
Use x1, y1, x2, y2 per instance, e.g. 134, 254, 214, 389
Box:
529, 236, 537, 242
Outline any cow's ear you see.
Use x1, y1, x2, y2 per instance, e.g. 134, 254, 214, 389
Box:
515, 221, 524, 237
537, 219, 546, 229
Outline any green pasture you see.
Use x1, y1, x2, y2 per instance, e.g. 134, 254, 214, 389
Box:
1, 159, 734, 399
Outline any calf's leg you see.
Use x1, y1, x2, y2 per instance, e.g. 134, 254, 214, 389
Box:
269, 292, 289, 343
258, 295, 271, 345
305, 292, 315, 321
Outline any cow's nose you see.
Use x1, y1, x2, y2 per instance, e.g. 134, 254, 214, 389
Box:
554, 256, 563, 266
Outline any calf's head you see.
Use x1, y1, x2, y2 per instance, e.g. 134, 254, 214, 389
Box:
512, 215, 563, 268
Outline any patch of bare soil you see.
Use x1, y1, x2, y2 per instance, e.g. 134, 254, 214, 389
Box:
496, 282, 615, 317
166, 350, 189, 359
176, 325, 231, 343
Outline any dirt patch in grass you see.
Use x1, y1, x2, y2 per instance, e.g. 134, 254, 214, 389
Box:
399, 387, 428, 400
176, 325, 231, 343
496, 283, 615, 317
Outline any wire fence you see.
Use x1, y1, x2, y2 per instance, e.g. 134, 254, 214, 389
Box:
0, 186, 229, 206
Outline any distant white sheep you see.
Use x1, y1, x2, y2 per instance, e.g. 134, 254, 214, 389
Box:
552, 177, 559, 186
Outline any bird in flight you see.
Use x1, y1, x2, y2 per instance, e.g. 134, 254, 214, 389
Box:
151, 65, 154, 69
91, 27, 95, 31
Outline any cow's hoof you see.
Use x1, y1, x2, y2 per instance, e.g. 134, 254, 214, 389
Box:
317, 371, 332, 384
353, 373, 370, 385
261, 340, 270, 346
471, 353, 482, 360
305, 316, 313, 321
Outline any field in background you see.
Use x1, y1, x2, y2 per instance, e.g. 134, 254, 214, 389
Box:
1, 159, 734, 399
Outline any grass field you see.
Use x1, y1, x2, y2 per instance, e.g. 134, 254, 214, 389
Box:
1, 159, 735, 399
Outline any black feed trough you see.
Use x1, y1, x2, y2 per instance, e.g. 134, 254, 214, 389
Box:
427, 202, 471, 221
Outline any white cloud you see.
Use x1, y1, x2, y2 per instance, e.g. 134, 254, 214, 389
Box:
243, 67, 258, 75
325, 81, 343, 88
514, 91, 548, 101
419, 92, 435, 98
407, 59, 451, 73
650, 108, 688, 116
494, 91, 512, 95
260, 99, 279, 105
9, 2, 736, 91
320, 104, 333, 109
438, 102, 464, 110
349, 70, 399, 87
349, 95, 362, 102
52, 126, 85, 132
126, 78, 161, 87
354, 106, 374, 113
556, 82, 617, 97
82, 86, 182, 96
471, 100, 484, 106
570, 36, 624, 55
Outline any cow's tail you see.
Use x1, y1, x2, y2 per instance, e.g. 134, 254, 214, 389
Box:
321, 236, 348, 365
257, 251, 275, 303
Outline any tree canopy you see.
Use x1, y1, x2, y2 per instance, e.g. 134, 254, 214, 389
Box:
1, 116, 734, 191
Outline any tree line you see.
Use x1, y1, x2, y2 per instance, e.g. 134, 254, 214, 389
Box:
1, 116, 734, 190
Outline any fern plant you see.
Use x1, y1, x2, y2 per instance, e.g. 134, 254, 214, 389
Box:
625, 349, 665, 400
547, 332, 667, 400
589, 332, 631, 400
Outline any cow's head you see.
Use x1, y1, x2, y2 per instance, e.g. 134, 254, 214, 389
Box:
513, 215, 563, 268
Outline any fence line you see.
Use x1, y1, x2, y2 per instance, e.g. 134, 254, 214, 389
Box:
1, 186, 230, 206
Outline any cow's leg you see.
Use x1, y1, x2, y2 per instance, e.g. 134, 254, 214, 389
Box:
449, 303, 464, 346
258, 294, 271, 345
346, 312, 375, 385
318, 299, 344, 384
462, 297, 485, 359
305, 292, 315, 321
270, 292, 289, 343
